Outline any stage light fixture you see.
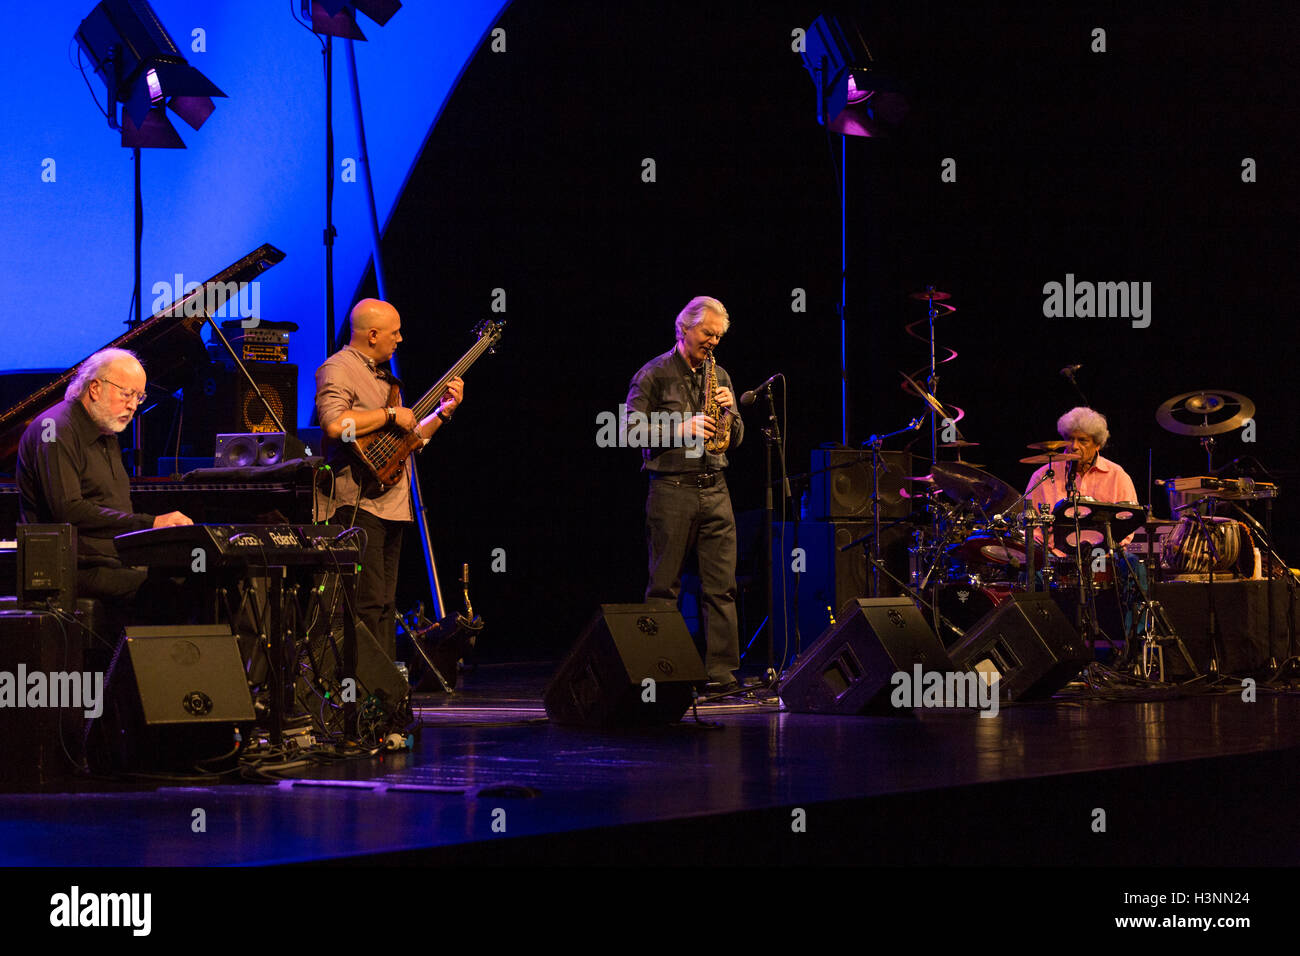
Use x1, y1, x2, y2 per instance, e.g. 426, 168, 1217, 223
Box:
75, 0, 225, 148
303, 0, 402, 40
801, 13, 907, 138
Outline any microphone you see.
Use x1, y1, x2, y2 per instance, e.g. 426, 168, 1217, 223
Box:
740, 373, 782, 406
1060, 364, 1081, 380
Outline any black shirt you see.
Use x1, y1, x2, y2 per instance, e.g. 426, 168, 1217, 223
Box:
17, 399, 154, 567
625, 347, 744, 473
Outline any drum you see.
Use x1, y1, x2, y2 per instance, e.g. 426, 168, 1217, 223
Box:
947, 529, 1048, 583
933, 582, 1015, 646
1161, 515, 1255, 576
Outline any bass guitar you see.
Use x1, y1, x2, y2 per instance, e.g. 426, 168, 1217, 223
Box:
344, 319, 504, 491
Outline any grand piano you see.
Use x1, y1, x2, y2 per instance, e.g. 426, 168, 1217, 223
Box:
0, 244, 316, 575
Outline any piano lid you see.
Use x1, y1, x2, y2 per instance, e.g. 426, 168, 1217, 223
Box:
0, 244, 285, 469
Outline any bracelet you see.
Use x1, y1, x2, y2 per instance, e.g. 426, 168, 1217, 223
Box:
386, 407, 396, 425
436, 407, 452, 424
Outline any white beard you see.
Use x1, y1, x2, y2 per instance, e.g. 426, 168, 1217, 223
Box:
87, 393, 130, 434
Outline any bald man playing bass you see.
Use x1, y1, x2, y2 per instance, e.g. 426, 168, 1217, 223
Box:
315, 298, 464, 662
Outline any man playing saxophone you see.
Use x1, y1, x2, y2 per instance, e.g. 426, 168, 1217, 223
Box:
625, 296, 745, 694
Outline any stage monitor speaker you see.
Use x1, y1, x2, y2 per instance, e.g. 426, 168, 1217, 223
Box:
947, 593, 1090, 701
214, 431, 308, 468
779, 597, 953, 715
544, 602, 707, 728
87, 625, 256, 774
0, 610, 83, 791
809, 448, 912, 520
16, 524, 76, 612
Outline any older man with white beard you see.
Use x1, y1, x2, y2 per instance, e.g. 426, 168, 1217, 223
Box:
17, 348, 190, 603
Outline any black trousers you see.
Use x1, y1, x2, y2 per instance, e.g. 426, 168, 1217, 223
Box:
645, 473, 740, 683
350, 508, 405, 662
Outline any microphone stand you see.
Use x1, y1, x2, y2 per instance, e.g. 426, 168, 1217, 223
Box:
758, 383, 789, 669
863, 417, 923, 597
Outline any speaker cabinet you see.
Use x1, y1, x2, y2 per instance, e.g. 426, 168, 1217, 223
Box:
87, 626, 256, 774
214, 431, 308, 468
0, 610, 83, 791
947, 593, 1090, 701
188, 361, 299, 451
16, 524, 76, 611
779, 598, 954, 715
544, 602, 707, 728
809, 449, 912, 520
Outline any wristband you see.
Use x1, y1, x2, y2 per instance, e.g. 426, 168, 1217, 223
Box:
436, 407, 452, 424
386, 407, 396, 425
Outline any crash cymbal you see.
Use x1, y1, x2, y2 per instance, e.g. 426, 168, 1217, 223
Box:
1156, 390, 1256, 437
899, 370, 946, 416
908, 288, 952, 301
903, 475, 936, 482
930, 462, 1020, 514
1020, 452, 1083, 464
1026, 440, 1070, 452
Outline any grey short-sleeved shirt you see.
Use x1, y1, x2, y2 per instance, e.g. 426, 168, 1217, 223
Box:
314, 346, 413, 522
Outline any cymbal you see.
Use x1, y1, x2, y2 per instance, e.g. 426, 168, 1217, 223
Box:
1020, 452, 1082, 464
1156, 389, 1255, 436
939, 440, 980, 448
899, 370, 947, 417
903, 475, 936, 482
908, 289, 951, 301
1026, 440, 1070, 452
930, 461, 1020, 514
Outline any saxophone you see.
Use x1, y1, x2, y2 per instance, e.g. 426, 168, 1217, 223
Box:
702, 351, 734, 454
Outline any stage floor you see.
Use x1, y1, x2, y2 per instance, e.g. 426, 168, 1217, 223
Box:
4, 662, 1300, 866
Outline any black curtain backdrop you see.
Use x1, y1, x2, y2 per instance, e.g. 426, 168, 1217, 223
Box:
359, 0, 1300, 660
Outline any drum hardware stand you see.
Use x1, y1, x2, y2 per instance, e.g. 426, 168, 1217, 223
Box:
863, 417, 923, 597
1105, 518, 1199, 682
1061, 476, 1110, 654
1014, 459, 1065, 593
1175, 499, 1225, 677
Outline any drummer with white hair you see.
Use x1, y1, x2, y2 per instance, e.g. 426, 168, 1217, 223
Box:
1025, 406, 1138, 511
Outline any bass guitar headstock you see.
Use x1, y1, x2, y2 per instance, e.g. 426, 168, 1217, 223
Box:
473, 318, 506, 353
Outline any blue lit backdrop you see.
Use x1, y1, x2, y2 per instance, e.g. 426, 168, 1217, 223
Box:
0, 0, 507, 427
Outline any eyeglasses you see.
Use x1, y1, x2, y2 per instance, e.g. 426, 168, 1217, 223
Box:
98, 378, 147, 404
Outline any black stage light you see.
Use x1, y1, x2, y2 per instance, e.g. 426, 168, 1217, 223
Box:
75, 0, 225, 148
303, 0, 401, 41
801, 13, 907, 138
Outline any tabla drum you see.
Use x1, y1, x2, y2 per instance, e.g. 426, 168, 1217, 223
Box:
934, 582, 1015, 646
1161, 515, 1254, 576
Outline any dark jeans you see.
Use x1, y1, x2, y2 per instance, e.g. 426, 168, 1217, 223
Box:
645, 474, 740, 683
350, 508, 404, 662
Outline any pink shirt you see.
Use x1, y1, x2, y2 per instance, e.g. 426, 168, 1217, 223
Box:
1025, 455, 1139, 552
